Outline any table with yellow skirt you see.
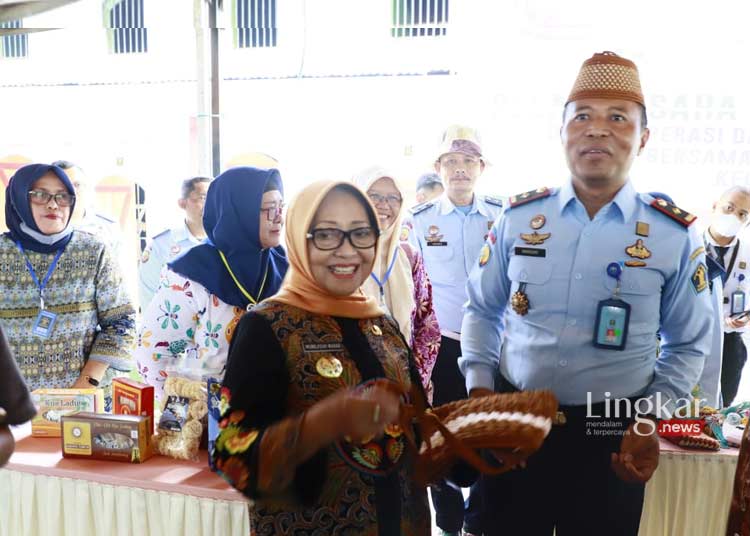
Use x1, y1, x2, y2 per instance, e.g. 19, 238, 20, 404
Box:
0, 424, 250, 536
639, 438, 739, 536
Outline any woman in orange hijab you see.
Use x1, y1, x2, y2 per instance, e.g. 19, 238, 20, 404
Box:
212, 181, 430, 535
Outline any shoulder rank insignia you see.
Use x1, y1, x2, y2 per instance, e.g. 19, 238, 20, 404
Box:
483, 195, 504, 207
648, 197, 696, 227
409, 201, 433, 216
509, 187, 550, 208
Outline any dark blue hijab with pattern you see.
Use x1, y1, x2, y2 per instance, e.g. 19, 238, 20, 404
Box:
5, 163, 76, 253
168, 167, 288, 308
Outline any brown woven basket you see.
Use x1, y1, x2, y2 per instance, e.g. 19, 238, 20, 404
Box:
410, 390, 558, 484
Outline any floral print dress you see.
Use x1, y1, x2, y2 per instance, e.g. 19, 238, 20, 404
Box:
134, 268, 245, 398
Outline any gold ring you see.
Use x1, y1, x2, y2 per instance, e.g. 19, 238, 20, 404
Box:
372, 403, 381, 424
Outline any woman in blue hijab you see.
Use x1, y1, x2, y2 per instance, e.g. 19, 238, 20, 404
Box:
135, 166, 288, 399
0, 163, 135, 395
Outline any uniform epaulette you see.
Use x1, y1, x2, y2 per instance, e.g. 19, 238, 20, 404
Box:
483, 195, 504, 207
508, 187, 551, 208
648, 197, 696, 228
153, 229, 170, 240
409, 201, 434, 216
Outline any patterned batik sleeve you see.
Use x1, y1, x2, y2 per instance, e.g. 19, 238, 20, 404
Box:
212, 312, 326, 505
409, 248, 440, 395
89, 243, 136, 371
134, 269, 203, 400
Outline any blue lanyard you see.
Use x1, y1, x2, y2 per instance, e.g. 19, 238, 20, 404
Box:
369, 248, 400, 302
15, 242, 64, 309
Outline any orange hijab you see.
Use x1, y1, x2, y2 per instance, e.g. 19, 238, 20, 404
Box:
270, 180, 385, 319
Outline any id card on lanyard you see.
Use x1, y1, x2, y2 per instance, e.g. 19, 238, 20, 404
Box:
594, 262, 631, 351
16, 242, 64, 339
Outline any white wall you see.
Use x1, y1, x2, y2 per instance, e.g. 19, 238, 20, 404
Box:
4, 2, 750, 402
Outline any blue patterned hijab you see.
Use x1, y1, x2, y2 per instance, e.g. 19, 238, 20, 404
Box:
168, 167, 288, 308
5, 163, 77, 253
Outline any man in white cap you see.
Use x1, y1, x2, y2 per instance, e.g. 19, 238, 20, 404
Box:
402, 125, 503, 536
460, 52, 712, 534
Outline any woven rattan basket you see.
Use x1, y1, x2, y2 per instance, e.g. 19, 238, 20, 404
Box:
410, 390, 558, 484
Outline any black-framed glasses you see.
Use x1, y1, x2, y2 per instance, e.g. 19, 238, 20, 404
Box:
306, 227, 379, 251
368, 192, 402, 207
260, 204, 285, 222
28, 190, 75, 207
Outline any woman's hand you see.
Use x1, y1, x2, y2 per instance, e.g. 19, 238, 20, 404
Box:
303, 381, 403, 448
337, 382, 402, 442
72, 360, 109, 389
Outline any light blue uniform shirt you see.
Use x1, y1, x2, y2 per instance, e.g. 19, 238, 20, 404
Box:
138, 222, 203, 309
401, 193, 503, 334
460, 180, 713, 410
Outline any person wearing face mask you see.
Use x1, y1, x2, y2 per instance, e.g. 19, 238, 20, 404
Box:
138, 176, 212, 310
212, 180, 430, 534
0, 164, 135, 399
704, 186, 750, 406
353, 166, 440, 399
134, 167, 288, 399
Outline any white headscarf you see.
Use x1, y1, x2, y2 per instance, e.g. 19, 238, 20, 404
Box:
352, 166, 416, 344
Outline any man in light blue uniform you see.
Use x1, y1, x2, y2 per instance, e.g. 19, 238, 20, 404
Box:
460, 52, 713, 535
138, 176, 211, 309
401, 125, 502, 536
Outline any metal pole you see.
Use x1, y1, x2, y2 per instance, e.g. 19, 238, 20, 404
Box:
209, 0, 221, 177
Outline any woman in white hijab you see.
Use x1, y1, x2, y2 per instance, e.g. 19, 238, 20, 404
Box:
353, 166, 440, 399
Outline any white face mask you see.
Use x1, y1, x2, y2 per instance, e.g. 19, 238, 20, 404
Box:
712, 212, 744, 238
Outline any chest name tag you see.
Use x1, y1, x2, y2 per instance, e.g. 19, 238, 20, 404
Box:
302, 342, 345, 353
593, 299, 630, 351
426, 241, 448, 247
514, 247, 546, 258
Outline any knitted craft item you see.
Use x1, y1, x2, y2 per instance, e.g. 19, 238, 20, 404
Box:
665, 433, 721, 451
567, 51, 644, 107
395, 386, 558, 485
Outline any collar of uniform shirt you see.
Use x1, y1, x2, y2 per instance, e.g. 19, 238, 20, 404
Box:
704, 228, 739, 249
438, 192, 492, 218
558, 178, 637, 222
180, 220, 204, 245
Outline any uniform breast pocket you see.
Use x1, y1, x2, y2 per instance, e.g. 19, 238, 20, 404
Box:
507, 256, 554, 316
603, 269, 663, 333
423, 244, 455, 283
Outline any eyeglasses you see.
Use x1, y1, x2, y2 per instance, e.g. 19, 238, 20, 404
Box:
28, 190, 75, 207
260, 204, 285, 222
721, 202, 750, 222
306, 227, 379, 251
368, 192, 402, 207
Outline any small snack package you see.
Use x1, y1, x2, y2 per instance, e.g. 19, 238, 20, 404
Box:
153, 356, 209, 461
61, 412, 154, 463
206, 375, 223, 471
113, 378, 155, 434
31, 388, 105, 437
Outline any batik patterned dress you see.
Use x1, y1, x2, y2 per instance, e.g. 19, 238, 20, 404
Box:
212, 301, 431, 536
400, 242, 440, 399
0, 231, 135, 391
